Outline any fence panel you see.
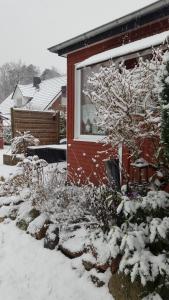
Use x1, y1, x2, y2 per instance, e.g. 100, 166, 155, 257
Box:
11, 108, 60, 145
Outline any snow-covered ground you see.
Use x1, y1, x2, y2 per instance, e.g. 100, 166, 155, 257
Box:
0, 147, 113, 299
0, 221, 112, 300
0, 146, 17, 178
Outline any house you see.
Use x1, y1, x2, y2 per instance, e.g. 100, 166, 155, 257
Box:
49, 0, 169, 185
0, 114, 3, 149
0, 113, 8, 149
0, 75, 67, 120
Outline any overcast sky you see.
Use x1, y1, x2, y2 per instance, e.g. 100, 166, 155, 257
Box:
0, 0, 157, 74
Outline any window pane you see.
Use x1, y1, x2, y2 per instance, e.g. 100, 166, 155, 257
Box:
80, 62, 107, 135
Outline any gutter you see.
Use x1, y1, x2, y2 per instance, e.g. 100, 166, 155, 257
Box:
48, 0, 169, 57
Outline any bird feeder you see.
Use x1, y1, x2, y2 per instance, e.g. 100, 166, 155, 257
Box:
131, 158, 149, 185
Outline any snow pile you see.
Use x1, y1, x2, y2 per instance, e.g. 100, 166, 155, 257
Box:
0, 206, 12, 218
0, 194, 22, 206
27, 213, 48, 235
60, 227, 89, 254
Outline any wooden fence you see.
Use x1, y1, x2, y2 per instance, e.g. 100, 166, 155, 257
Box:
11, 108, 60, 145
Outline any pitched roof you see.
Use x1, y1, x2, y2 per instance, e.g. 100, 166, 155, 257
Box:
0, 75, 67, 118
28, 75, 66, 110
18, 84, 35, 98
48, 0, 166, 57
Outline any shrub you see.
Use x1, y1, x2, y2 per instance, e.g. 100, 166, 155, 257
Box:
108, 191, 169, 298
11, 131, 39, 156
89, 185, 122, 233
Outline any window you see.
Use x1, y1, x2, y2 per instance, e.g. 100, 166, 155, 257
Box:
75, 60, 109, 140
75, 47, 156, 141
80, 63, 103, 135
15, 98, 22, 107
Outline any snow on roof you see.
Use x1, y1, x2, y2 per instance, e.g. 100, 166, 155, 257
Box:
0, 75, 67, 118
18, 84, 36, 98
77, 30, 169, 69
29, 75, 66, 111
0, 93, 13, 118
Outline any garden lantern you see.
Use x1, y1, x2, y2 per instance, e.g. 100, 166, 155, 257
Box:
131, 158, 149, 185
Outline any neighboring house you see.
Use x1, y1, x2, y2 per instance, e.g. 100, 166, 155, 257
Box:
0, 114, 3, 149
0, 113, 8, 149
48, 0, 169, 185
0, 75, 67, 120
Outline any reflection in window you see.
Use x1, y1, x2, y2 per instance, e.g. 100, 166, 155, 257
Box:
80, 61, 108, 135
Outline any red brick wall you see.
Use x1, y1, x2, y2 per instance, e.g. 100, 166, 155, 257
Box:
67, 16, 169, 185
121, 138, 159, 184
49, 96, 66, 113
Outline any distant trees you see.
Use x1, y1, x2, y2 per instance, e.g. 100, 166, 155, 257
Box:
41, 67, 60, 80
0, 61, 39, 102
0, 62, 60, 103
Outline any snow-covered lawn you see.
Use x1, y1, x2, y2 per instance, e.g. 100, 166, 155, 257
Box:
0, 150, 113, 299
0, 221, 113, 300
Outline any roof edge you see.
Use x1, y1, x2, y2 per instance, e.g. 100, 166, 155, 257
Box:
48, 0, 166, 57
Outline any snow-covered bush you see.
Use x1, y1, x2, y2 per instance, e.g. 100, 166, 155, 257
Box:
107, 191, 169, 298
36, 165, 96, 228
142, 293, 163, 300
59, 111, 66, 140
79, 191, 169, 298
41, 174, 123, 232
0, 156, 48, 197
11, 131, 39, 156
89, 185, 122, 233
85, 48, 163, 159
158, 52, 169, 162
154, 51, 169, 188
3, 125, 12, 145
18, 156, 48, 186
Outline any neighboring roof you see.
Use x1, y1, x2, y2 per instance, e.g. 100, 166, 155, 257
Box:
0, 75, 67, 118
48, 0, 168, 57
17, 84, 35, 98
0, 93, 13, 118
77, 30, 169, 68
22, 75, 66, 111
0, 113, 8, 120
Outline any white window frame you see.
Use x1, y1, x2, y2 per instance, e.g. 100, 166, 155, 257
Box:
74, 65, 106, 142
74, 47, 155, 142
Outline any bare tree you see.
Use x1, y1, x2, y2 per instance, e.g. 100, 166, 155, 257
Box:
85, 49, 163, 160
0, 61, 39, 101
41, 67, 60, 81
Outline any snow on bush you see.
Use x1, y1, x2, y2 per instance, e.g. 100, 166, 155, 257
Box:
85, 48, 163, 159
108, 191, 169, 296
0, 155, 47, 198
73, 190, 169, 298
142, 293, 163, 300
89, 185, 122, 233
3, 124, 12, 145
11, 131, 39, 155
88, 229, 111, 265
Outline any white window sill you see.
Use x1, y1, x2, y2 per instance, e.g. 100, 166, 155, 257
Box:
73, 135, 106, 143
